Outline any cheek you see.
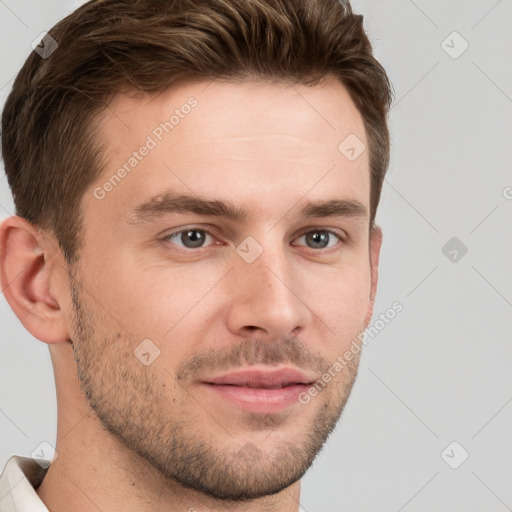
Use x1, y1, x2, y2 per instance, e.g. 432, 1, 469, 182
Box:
102, 260, 227, 349
308, 267, 371, 345
81, 240, 371, 348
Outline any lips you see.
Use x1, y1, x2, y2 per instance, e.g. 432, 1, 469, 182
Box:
203, 367, 316, 389
199, 367, 318, 413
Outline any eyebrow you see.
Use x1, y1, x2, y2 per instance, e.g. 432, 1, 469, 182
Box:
127, 192, 368, 224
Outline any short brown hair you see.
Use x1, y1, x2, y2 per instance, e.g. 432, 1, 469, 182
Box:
2, 0, 392, 263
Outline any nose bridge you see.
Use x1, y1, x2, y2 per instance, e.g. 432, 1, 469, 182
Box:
226, 236, 311, 337
246, 249, 290, 300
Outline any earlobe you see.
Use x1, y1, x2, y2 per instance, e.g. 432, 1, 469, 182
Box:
0, 216, 70, 344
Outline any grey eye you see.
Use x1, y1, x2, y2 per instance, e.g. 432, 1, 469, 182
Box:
167, 229, 213, 249
298, 230, 340, 249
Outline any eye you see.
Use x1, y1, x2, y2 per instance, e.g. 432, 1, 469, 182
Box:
164, 228, 215, 249
294, 230, 344, 250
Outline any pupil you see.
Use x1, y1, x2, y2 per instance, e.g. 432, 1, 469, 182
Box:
183, 230, 205, 248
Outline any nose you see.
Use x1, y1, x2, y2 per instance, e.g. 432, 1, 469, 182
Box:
225, 241, 313, 341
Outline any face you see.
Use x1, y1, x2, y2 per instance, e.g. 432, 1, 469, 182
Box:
68, 76, 379, 500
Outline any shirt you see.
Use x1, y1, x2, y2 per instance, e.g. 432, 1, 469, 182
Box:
0, 456, 50, 511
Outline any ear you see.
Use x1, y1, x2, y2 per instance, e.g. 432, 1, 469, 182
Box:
363, 225, 383, 327
0, 216, 70, 344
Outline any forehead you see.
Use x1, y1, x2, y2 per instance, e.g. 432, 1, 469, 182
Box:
101, 76, 365, 146
87, 77, 369, 223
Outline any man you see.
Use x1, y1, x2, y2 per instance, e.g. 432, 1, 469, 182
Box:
0, 0, 391, 510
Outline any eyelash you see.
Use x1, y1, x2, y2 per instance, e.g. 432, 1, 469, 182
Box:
160, 226, 348, 253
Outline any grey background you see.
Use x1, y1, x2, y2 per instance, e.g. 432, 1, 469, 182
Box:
1, 1, 511, 511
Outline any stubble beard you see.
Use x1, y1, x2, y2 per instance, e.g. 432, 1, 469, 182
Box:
68, 274, 362, 501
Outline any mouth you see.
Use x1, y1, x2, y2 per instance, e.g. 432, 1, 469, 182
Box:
204, 367, 316, 387
199, 367, 317, 414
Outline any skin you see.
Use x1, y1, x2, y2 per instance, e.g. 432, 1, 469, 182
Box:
0, 75, 382, 512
